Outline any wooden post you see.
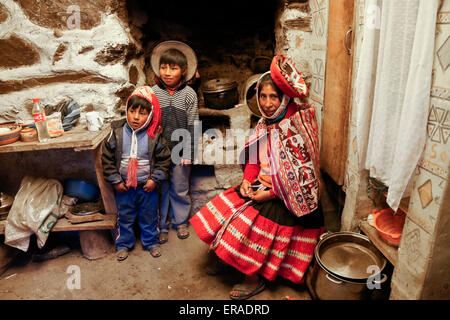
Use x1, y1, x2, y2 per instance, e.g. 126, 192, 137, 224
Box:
79, 230, 113, 260
91, 142, 117, 215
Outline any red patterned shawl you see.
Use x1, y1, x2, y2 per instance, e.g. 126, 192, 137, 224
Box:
240, 102, 321, 218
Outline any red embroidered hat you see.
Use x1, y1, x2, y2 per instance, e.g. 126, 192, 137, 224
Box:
270, 54, 308, 99
126, 86, 162, 138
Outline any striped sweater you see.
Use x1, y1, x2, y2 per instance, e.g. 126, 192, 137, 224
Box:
152, 82, 199, 162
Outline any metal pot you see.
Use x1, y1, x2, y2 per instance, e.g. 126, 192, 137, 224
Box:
202, 78, 239, 110
241, 74, 263, 117
0, 193, 13, 221
309, 232, 388, 300
250, 56, 272, 74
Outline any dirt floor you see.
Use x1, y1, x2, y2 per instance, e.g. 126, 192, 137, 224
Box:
0, 166, 342, 300
0, 226, 312, 300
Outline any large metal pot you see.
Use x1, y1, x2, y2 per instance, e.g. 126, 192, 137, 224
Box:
202, 78, 239, 110
241, 74, 263, 117
309, 232, 388, 300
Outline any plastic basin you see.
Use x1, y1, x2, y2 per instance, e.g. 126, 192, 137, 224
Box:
63, 179, 100, 203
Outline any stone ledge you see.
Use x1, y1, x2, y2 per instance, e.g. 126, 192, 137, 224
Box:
0, 71, 117, 94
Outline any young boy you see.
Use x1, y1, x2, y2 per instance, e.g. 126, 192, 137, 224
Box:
151, 41, 199, 243
102, 86, 171, 261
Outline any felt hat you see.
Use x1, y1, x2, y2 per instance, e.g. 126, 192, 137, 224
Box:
151, 40, 198, 81
270, 54, 308, 99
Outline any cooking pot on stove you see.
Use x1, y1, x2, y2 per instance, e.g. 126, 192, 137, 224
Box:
202, 78, 239, 110
0, 193, 13, 221
309, 231, 388, 300
241, 74, 263, 117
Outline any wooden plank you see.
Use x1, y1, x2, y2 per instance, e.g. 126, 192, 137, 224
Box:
0, 214, 116, 234
360, 220, 398, 267
64, 212, 105, 224
0, 125, 111, 153
52, 214, 117, 232
320, 0, 355, 185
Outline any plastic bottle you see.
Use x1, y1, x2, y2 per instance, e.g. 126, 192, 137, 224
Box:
32, 98, 50, 142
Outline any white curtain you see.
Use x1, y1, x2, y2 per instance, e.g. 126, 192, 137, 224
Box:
356, 0, 439, 211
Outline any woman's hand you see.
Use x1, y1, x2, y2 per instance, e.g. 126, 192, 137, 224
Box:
114, 182, 128, 193
240, 179, 252, 197
249, 190, 273, 203
143, 179, 157, 192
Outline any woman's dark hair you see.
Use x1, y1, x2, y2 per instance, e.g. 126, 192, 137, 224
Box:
159, 48, 188, 73
258, 73, 284, 100
127, 95, 152, 113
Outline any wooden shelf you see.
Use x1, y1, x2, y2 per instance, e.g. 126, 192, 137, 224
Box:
0, 214, 117, 235
359, 220, 398, 267
0, 125, 111, 153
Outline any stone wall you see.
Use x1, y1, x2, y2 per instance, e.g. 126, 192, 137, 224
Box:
0, 0, 145, 123
341, 0, 450, 299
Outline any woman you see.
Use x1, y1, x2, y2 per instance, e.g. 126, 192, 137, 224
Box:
189, 54, 324, 300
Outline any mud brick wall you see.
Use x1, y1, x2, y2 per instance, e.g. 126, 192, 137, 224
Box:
275, 0, 329, 145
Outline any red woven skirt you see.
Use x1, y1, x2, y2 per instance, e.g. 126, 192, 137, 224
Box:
189, 185, 323, 284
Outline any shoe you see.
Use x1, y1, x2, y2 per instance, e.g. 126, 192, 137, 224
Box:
149, 245, 161, 258
176, 225, 190, 239
116, 248, 129, 261
229, 277, 266, 300
158, 231, 169, 244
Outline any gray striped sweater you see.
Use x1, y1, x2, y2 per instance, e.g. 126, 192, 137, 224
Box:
152, 82, 199, 162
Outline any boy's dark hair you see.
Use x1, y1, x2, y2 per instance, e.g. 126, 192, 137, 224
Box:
127, 96, 152, 113
258, 73, 284, 100
159, 48, 188, 73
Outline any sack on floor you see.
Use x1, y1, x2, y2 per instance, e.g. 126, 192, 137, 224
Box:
5, 175, 64, 252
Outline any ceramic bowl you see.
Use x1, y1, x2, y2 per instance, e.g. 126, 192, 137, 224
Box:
0, 123, 22, 146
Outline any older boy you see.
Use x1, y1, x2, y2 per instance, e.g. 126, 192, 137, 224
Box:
151, 41, 199, 243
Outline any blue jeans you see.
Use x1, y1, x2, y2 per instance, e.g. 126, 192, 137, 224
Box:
159, 163, 192, 232
116, 187, 159, 250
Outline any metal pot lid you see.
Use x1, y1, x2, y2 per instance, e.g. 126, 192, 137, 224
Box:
315, 232, 386, 281
202, 78, 238, 93
70, 201, 104, 216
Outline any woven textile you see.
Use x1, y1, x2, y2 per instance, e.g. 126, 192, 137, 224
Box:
243, 103, 321, 218
190, 186, 322, 283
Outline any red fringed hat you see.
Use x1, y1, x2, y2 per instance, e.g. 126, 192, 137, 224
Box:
270, 54, 308, 99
